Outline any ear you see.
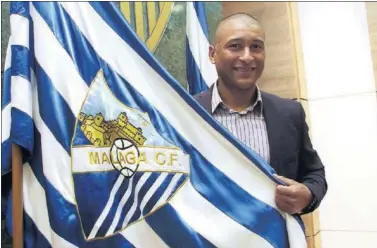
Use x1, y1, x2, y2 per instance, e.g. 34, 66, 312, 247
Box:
208, 45, 216, 64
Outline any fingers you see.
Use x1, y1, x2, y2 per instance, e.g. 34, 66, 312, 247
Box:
276, 185, 295, 197
276, 192, 296, 205
274, 174, 298, 186
275, 194, 296, 214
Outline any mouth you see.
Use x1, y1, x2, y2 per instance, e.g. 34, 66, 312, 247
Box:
234, 67, 256, 73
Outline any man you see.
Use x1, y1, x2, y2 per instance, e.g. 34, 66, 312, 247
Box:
195, 13, 327, 214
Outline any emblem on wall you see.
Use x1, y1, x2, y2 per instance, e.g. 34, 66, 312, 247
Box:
120, 2, 174, 52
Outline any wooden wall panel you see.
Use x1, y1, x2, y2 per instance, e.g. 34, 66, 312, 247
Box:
366, 2, 377, 90
222, 2, 301, 99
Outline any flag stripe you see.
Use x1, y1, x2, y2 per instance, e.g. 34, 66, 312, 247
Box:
88, 175, 126, 239
2, 105, 11, 143
139, 173, 169, 213
2, 69, 11, 109
104, 176, 135, 237
4, 36, 12, 69
152, 174, 183, 212
11, 75, 32, 117
122, 173, 152, 227
33, 2, 99, 85
189, 153, 288, 247
286, 214, 308, 248
34, 61, 76, 153
120, 220, 168, 248
11, 108, 34, 153
142, 173, 175, 216
2, 39, 12, 108
186, 38, 209, 95
30, 3, 88, 117
10, 2, 30, 18
23, 163, 77, 248
10, 15, 30, 49
32, 76, 75, 204
146, 204, 216, 248
11, 45, 30, 80
97, 174, 142, 238
127, 173, 162, 227
186, 2, 217, 88
170, 182, 274, 248
192, 2, 210, 41
1, 140, 12, 175
24, 211, 53, 248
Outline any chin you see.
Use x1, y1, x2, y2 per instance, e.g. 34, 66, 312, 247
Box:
235, 80, 257, 90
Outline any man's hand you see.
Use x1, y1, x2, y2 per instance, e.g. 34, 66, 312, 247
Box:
274, 175, 313, 214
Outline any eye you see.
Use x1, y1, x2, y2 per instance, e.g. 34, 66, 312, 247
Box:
251, 44, 264, 53
228, 43, 241, 49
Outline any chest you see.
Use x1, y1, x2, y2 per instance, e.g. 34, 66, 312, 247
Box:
213, 110, 270, 163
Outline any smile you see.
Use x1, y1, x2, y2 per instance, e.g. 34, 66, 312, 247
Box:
234, 67, 256, 72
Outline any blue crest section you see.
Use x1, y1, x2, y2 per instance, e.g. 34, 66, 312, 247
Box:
73, 170, 188, 239
73, 124, 92, 146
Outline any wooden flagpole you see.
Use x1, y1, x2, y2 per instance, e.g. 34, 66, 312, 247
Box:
12, 143, 23, 248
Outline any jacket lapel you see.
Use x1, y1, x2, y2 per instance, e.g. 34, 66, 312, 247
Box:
261, 92, 284, 174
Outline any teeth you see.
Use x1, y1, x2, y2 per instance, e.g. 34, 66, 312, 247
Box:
236, 68, 253, 71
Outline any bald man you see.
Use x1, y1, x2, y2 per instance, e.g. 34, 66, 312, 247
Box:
195, 13, 327, 215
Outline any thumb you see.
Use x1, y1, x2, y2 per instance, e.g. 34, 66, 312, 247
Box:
274, 174, 297, 186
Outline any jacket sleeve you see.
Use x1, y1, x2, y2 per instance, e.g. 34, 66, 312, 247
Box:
297, 104, 328, 214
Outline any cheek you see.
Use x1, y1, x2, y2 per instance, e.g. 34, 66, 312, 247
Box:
255, 54, 265, 65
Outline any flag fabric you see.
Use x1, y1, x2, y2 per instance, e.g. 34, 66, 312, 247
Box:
186, 2, 217, 95
1, 2, 306, 248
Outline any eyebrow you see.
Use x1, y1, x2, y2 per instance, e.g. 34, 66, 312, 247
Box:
226, 38, 265, 44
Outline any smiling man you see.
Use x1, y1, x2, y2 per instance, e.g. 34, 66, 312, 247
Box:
195, 13, 327, 215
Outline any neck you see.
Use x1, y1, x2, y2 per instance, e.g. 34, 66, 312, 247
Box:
217, 81, 257, 112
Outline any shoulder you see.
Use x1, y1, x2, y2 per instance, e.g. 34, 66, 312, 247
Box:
261, 91, 302, 113
261, 91, 304, 126
194, 90, 209, 101
193, 85, 214, 112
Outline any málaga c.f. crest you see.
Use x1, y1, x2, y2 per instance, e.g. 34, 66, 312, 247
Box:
71, 70, 189, 240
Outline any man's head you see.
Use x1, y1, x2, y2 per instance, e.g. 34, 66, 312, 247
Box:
209, 13, 265, 91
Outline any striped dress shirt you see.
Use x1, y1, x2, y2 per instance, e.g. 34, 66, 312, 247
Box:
211, 84, 270, 163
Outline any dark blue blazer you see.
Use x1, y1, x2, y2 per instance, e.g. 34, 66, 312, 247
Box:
195, 86, 327, 213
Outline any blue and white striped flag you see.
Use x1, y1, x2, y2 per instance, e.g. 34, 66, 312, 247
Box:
186, 2, 217, 95
2, 2, 306, 247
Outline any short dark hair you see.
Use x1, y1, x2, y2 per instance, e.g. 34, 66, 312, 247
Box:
212, 12, 262, 44
218, 12, 261, 27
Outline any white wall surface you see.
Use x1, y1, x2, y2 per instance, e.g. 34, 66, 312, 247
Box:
297, 2, 377, 248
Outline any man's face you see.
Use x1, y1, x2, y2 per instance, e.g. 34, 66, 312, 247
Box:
209, 20, 265, 90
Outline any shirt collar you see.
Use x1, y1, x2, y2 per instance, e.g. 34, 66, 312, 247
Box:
211, 82, 263, 115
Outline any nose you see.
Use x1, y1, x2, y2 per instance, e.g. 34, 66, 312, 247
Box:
239, 47, 254, 63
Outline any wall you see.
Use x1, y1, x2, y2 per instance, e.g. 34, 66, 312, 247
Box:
297, 2, 377, 248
